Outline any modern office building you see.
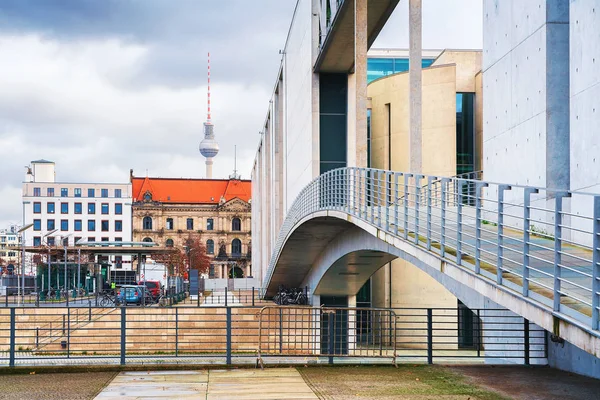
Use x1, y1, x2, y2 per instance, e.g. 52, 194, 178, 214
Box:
22, 160, 133, 270
130, 173, 252, 279
0, 226, 20, 270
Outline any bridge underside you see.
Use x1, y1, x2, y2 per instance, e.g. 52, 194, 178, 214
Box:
266, 211, 600, 360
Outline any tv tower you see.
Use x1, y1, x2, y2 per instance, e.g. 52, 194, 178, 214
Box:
199, 52, 219, 178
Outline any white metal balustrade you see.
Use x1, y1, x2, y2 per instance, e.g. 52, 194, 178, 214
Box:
263, 167, 600, 332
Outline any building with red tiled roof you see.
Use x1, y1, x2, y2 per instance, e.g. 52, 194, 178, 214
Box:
131, 172, 252, 279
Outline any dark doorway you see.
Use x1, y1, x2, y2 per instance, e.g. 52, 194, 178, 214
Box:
458, 300, 481, 349
320, 296, 348, 355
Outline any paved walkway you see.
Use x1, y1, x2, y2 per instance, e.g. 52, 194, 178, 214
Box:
94, 369, 318, 399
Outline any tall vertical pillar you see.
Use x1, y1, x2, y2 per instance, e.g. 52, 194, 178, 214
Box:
348, 0, 368, 168
409, 0, 422, 174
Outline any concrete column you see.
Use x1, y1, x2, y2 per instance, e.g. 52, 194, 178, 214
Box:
409, 0, 422, 174
348, 0, 368, 168
348, 295, 357, 352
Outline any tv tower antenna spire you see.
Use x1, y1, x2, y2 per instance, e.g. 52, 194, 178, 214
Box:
199, 52, 219, 178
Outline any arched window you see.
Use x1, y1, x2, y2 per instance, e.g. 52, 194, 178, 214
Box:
143, 216, 152, 230
166, 218, 174, 230
165, 239, 174, 248
206, 239, 214, 254
232, 217, 241, 231
143, 237, 153, 243
232, 239, 242, 256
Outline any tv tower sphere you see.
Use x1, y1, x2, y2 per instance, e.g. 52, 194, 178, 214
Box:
200, 122, 219, 158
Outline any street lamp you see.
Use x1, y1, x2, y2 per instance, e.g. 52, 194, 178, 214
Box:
44, 229, 58, 295
62, 233, 72, 306
18, 223, 34, 306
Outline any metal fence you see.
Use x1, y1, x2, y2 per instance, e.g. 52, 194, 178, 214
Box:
0, 306, 546, 368
263, 167, 600, 331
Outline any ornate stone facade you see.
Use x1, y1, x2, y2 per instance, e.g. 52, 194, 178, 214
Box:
131, 174, 252, 279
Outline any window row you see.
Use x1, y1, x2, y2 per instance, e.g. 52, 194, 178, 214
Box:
32, 236, 123, 247
142, 217, 242, 231
32, 187, 123, 198
142, 238, 245, 256
33, 219, 123, 232
33, 202, 123, 215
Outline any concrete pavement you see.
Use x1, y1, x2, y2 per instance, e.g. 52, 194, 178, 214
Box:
94, 368, 318, 399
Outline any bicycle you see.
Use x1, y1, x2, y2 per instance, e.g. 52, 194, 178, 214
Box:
99, 291, 120, 307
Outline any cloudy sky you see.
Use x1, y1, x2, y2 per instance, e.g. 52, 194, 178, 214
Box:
0, 0, 482, 228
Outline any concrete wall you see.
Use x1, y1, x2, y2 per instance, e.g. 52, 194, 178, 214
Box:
368, 64, 457, 177
548, 334, 600, 379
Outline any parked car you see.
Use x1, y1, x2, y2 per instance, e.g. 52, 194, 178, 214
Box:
117, 285, 154, 305
138, 280, 162, 298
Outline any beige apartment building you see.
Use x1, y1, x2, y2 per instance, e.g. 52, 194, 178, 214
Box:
130, 173, 252, 279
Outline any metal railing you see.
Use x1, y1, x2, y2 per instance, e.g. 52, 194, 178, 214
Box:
0, 306, 544, 367
263, 167, 600, 331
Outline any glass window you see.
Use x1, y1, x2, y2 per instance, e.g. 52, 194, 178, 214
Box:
101, 237, 109, 246
62, 237, 69, 246
33, 202, 41, 214
207, 218, 214, 231
61, 202, 68, 214
232, 239, 242, 256
101, 220, 109, 232
115, 189, 122, 198
143, 237, 153, 243
47, 188, 54, 197
74, 237, 82, 245
74, 220, 82, 231
101, 203, 109, 214
115, 237, 122, 247
33, 188, 41, 197
88, 188, 95, 198
47, 219, 55, 230
232, 218, 241, 231
61, 188, 68, 197
101, 189, 108, 198
187, 218, 194, 230
166, 239, 174, 247
166, 218, 173, 230
115, 203, 122, 215
114, 255, 122, 268
88, 220, 96, 231
33, 219, 41, 231
60, 219, 68, 231
74, 188, 81, 197
88, 237, 95, 242
88, 203, 95, 214
33, 237, 41, 247
74, 202, 82, 214
115, 220, 122, 232
143, 216, 152, 230
47, 202, 55, 214
206, 239, 214, 254
47, 237, 55, 246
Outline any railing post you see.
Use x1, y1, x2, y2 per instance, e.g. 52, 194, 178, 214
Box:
456, 179, 465, 265
553, 193, 570, 312
225, 286, 228, 307
426, 176, 433, 250
523, 188, 539, 297
592, 196, 600, 329
394, 173, 400, 235
427, 308, 433, 364
328, 311, 335, 365
363, 169, 368, 219
252, 287, 255, 307
9, 308, 15, 368
524, 318, 530, 366
441, 178, 449, 257
377, 171, 382, 226
497, 185, 511, 284
475, 182, 489, 274
403, 174, 411, 240
385, 172, 391, 232
120, 307, 126, 366
414, 175, 422, 245
175, 307, 179, 356
226, 307, 232, 365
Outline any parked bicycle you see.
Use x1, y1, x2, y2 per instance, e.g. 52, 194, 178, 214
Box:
98, 291, 120, 307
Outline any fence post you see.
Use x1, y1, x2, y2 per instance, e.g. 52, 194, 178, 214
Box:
88, 300, 92, 322
225, 287, 228, 307
474, 183, 488, 274
252, 287, 255, 307
62, 314, 65, 336
226, 307, 232, 365
476, 309, 481, 358
524, 318, 530, 366
328, 312, 335, 365
592, 196, 600, 329
120, 307, 126, 366
523, 188, 539, 297
175, 308, 179, 356
497, 185, 511, 284
553, 193, 570, 312
9, 308, 15, 368
427, 308, 433, 365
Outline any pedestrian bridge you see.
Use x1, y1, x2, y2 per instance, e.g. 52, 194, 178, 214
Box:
262, 167, 600, 357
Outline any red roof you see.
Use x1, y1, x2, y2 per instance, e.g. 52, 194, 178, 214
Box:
131, 176, 251, 204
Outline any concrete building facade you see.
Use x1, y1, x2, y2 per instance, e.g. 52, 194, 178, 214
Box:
131, 174, 252, 280
0, 226, 20, 270
22, 160, 133, 272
